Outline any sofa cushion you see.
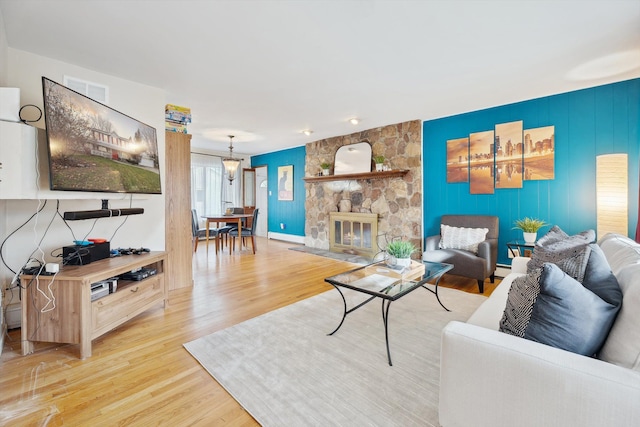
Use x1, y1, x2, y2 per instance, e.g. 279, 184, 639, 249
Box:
598, 233, 640, 275
500, 263, 618, 356
598, 234, 640, 370
467, 271, 524, 330
439, 224, 488, 254
582, 244, 623, 306
527, 226, 595, 282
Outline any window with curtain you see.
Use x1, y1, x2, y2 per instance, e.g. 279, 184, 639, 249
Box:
190, 153, 242, 220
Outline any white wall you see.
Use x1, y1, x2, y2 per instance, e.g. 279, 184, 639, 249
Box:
0, 6, 7, 85
0, 3, 7, 350
1, 49, 167, 290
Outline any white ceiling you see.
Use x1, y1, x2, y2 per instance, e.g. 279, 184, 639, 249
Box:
1, 0, 639, 156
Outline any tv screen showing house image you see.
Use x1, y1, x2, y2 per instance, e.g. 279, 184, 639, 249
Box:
42, 77, 162, 194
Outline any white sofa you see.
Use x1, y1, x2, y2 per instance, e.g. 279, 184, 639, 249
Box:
439, 233, 640, 427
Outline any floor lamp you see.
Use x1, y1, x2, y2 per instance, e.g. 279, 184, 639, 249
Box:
596, 153, 628, 240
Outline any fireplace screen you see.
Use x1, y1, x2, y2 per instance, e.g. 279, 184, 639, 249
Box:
329, 212, 378, 258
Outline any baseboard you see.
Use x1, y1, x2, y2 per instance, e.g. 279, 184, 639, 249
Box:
495, 264, 511, 278
268, 232, 305, 244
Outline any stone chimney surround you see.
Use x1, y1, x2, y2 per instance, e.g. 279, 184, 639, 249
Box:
304, 120, 422, 258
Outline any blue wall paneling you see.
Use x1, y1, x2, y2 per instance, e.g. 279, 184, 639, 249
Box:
251, 146, 306, 237
250, 79, 639, 262
423, 78, 639, 266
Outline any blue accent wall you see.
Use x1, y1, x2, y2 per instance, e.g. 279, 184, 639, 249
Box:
423, 78, 640, 266
251, 146, 306, 236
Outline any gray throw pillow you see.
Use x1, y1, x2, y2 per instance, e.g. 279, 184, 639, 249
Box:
582, 243, 623, 305
527, 226, 595, 282
500, 263, 619, 356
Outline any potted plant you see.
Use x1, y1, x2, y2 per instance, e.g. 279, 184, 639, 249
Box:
373, 155, 385, 172
513, 217, 548, 243
320, 162, 332, 176
385, 239, 417, 267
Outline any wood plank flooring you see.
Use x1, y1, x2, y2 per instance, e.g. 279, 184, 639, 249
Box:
1, 238, 498, 426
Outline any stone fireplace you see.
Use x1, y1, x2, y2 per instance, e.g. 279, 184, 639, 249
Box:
304, 120, 422, 258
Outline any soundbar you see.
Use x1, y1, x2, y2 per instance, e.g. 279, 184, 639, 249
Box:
63, 208, 144, 221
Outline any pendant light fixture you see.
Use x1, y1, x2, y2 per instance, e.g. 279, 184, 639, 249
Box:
222, 135, 241, 184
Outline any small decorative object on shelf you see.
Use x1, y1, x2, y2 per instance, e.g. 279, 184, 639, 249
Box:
385, 239, 417, 268
165, 104, 192, 133
373, 155, 385, 172
513, 217, 549, 243
320, 162, 332, 176
338, 199, 352, 212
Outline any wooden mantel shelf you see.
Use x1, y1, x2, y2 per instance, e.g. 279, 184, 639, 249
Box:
303, 169, 409, 182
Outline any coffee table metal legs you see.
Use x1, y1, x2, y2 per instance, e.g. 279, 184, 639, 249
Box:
327, 271, 449, 366
381, 299, 393, 365
326, 285, 395, 366
420, 272, 450, 312
327, 286, 376, 336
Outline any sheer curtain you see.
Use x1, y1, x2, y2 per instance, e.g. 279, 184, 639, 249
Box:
190, 153, 242, 219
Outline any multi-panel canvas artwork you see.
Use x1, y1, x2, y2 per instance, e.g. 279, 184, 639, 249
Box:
495, 121, 524, 189
446, 137, 469, 183
447, 121, 554, 193
523, 126, 555, 180
469, 130, 495, 195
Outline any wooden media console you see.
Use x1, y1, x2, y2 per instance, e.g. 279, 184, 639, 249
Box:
20, 251, 167, 359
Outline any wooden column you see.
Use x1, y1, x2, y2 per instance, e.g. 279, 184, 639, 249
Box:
165, 131, 193, 290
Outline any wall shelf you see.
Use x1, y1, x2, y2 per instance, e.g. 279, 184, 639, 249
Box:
303, 169, 409, 183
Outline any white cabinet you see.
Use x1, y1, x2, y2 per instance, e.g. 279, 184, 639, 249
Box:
0, 120, 39, 199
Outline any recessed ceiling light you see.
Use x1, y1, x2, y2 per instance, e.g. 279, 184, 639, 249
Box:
349, 118, 359, 125
302, 129, 313, 136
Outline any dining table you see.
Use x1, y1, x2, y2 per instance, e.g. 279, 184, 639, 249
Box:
203, 213, 254, 253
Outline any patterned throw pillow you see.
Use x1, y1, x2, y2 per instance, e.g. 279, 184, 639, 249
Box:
500, 263, 620, 356
527, 226, 595, 282
439, 224, 489, 254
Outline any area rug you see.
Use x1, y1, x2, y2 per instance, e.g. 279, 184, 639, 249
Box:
184, 286, 486, 426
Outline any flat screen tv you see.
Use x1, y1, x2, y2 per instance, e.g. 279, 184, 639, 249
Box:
42, 76, 162, 194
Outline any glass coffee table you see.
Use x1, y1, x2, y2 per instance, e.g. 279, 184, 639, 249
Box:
324, 260, 453, 366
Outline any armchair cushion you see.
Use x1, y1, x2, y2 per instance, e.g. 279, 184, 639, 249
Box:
439, 224, 489, 254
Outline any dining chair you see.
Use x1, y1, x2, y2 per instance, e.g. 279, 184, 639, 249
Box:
191, 209, 221, 253
229, 208, 259, 254
218, 207, 245, 248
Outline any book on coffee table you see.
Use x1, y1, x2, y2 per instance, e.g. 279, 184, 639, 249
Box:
363, 260, 425, 282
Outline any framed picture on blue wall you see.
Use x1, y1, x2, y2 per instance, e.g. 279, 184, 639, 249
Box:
278, 165, 294, 201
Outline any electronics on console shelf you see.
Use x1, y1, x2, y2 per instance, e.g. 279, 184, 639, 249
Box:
119, 267, 157, 281
63, 242, 111, 266
90, 277, 118, 301
90, 281, 110, 301
111, 247, 151, 256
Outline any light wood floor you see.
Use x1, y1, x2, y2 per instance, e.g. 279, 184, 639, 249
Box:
0, 238, 499, 426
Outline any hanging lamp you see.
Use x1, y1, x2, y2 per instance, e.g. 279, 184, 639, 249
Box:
222, 135, 241, 184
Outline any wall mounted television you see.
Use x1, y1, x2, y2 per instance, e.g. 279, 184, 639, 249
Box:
41, 76, 162, 194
